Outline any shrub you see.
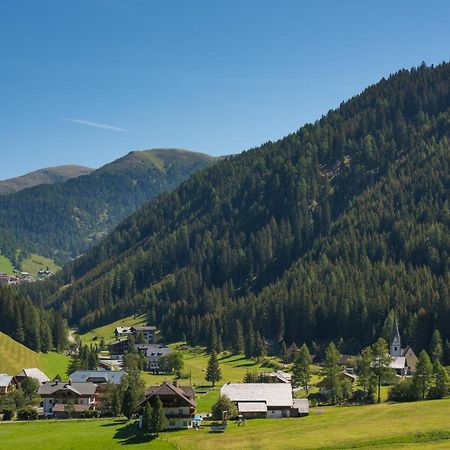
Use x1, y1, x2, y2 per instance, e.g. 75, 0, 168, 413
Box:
1, 407, 14, 421
17, 407, 39, 421
388, 379, 418, 402
211, 396, 238, 420
83, 409, 99, 418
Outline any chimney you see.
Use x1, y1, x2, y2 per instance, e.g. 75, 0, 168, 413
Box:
173, 380, 178, 387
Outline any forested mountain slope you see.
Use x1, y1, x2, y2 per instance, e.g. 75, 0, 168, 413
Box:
0, 164, 93, 195
28, 63, 450, 355
0, 149, 216, 265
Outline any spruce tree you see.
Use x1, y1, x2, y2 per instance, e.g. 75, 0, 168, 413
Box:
413, 350, 433, 400
292, 343, 312, 392
321, 342, 340, 404
432, 359, 448, 399
205, 352, 222, 387
141, 402, 152, 434
430, 329, 443, 362
150, 396, 167, 435
357, 346, 376, 402
371, 338, 392, 404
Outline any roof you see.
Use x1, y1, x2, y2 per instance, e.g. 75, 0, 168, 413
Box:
391, 318, 401, 345
141, 382, 196, 408
69, 370, 126, 385
51, 403, 91, 413
390, 356, 406, 369
38, 381, 97, 396
220, 383, 293, 407
293, 398, 310, 414
131, 326, 156, 332
135, 344, 172, 357
238, 402, 267, 413
0, 374, 13, 388
16, 368, 49, 384
115, 327, 132, 334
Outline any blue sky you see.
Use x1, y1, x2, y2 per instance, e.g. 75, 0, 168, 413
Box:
0, 0, 449, 179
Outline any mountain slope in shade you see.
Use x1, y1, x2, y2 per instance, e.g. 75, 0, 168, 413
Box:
0, 165, 93, 195
26, 63, 450, 356
0, 148, 217, 265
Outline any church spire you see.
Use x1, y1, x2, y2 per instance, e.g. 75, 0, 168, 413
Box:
390, 317, 401, 356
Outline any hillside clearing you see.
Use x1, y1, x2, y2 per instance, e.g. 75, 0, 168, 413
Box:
0, 254, 14, 274
20, 253, 60, 276
0, 331, 69, 378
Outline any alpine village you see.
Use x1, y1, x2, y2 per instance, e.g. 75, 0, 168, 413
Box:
1, 4, 450, 450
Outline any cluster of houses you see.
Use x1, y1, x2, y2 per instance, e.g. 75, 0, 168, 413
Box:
0, 368, 50, 395
0, 271, 44, 285
108, 325, 173, 373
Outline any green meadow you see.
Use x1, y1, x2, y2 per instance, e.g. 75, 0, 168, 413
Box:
2, 399, 450, 449
0, 255, 14, 274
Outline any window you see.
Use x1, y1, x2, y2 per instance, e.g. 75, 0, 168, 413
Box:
179, 408, 183, 415
183, 420, 187, 427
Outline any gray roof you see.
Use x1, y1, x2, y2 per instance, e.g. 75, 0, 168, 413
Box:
135, 344, 172, 357
131, 326, 156, 331
293, 398, 310, 414
390, 356, 406, 369
16, 368, 49, 384
238, 402, 267, 412
0, 374, 13, 388
69, 370, 126, 384
38, 381, 97, 396
220, 383, 293, 407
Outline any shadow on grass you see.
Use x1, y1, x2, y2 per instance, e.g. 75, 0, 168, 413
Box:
112, 421, 157, 445
236, 362, 257, 368
101, 419, 128, 428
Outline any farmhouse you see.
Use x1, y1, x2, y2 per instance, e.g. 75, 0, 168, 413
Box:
389, 319, 418, 375
139, 381, 196, 429
0, 374, 15, 395
220, 383, 308, 419
135, 344, 172, 372
15, 368, 49, 384
38, 380, 97, 418
108, 339, 130, 359
114, 325, 156, 343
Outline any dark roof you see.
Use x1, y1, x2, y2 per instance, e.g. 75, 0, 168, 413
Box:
141, 382, 196, 408
38, 381, 97, 396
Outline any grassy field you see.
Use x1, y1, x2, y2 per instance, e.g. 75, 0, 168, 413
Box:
0, 254, 14, 274
78, 315, 147, 346
2, 399, 450, 449
0, 331, 69, 378
20, 252, 60, 275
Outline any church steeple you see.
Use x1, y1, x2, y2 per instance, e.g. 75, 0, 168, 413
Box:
390, 317, 402, 357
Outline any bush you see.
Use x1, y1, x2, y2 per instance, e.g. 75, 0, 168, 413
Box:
1, 407, 14, 421
388, 379, 418, 402
17, 407, 39, 421
211, 396, 238, 420
83, 409, 100, 418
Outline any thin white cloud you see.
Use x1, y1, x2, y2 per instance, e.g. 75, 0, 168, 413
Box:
65, 118, 129, 133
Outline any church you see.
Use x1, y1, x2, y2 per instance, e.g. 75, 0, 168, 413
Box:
389, 318, 418, 375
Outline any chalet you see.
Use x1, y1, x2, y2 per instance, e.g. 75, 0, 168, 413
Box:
114, 325, 156, 343
135, 344, 172, 372
220, 383, 308, 419
15, 368, 50, 385
139, 381, 196, 429
108, 339, 130, 359
69, 370, 126, 385
389, 319, 418, 375
131, 326, 156, 343
38, 380, 97, 418
0, 374, 15, 395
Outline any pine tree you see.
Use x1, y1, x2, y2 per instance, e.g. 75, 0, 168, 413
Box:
321, 342, 341, 405
371, 338, 392, 404
432, 360, 448, 399
205, 352, 222, 387
413, 350, 433, 400
292, 343, 312, 392
150, 396, 167, 435
141, 402, 152, 434
430, 329, 443, 362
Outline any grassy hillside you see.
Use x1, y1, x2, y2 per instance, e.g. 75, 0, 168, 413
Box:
0, 331, 69, 378
20, 253, 60, 276
2, 400, 450, 449
0, 254, 14, 274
